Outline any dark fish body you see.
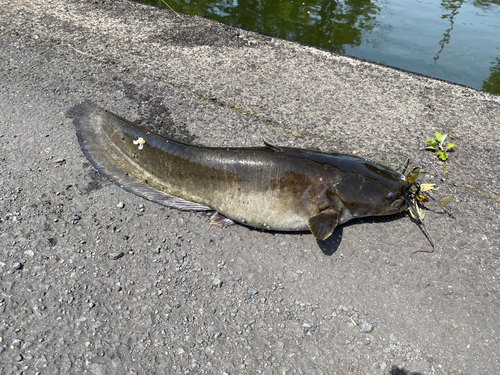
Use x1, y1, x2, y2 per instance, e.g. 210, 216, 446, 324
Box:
67, 102, 408, 240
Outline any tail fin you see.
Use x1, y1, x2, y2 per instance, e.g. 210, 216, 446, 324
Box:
67, 101, 212, 211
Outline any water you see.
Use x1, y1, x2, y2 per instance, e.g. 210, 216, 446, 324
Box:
136, 0, 500, 94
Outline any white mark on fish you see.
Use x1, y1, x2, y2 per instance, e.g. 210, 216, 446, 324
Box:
133, 137, 146, 150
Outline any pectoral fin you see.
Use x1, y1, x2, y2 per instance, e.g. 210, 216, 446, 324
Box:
308, 209, 339, 240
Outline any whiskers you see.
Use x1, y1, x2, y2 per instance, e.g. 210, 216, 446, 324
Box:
403, 182, 435, 254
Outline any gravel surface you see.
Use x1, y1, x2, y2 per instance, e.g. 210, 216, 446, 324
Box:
1, 0, 499, 374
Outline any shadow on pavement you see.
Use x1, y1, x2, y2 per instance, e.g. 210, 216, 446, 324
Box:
389, 366, 422, 375
317, 226, 343, 255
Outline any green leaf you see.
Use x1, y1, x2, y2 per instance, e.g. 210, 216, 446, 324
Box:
425, 145, 437, 150
447, 143, 456, 149
434, 132, 443, 142
437, 151, 448, 161
440, 133, 448, 145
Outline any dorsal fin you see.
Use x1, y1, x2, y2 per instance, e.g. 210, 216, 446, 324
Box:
263, 140, 283, 152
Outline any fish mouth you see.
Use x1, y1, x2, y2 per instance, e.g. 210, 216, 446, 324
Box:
402, 182, 421, 209
391, 197, 408, 212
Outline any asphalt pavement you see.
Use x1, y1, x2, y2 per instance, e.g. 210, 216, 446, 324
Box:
1, 0, 499, 374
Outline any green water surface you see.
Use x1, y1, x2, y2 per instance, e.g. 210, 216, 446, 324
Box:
137, 0, 500, 94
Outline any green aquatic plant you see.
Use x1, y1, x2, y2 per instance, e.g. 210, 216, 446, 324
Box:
425, 132, 455, 161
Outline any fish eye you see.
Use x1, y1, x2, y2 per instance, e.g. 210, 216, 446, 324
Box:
387, 192, 395, 200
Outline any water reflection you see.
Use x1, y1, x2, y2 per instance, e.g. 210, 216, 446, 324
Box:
472, 0, 500, 7
137, 0, 500, 94
147, 0, 382, 54
434, 0, 464, 62
483, 57, 500, 94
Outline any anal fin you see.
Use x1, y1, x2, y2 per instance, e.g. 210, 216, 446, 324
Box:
113, 170, 213, 211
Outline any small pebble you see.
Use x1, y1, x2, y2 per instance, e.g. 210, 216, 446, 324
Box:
212, 278, 223, 288
12, 262, 23, 270
15, 354, 23, 362
117, 202, 124, 208
112, 252, 124, 260
11, 339, 22, 348
360, 321, 374, 333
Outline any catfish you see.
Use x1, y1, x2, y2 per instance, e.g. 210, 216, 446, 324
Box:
67, 101, 408, 240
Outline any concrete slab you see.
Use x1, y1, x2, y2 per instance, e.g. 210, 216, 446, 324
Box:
1, 0, 499, 373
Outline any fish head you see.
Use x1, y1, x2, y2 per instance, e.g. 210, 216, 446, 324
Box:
330, 163, 408, 222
